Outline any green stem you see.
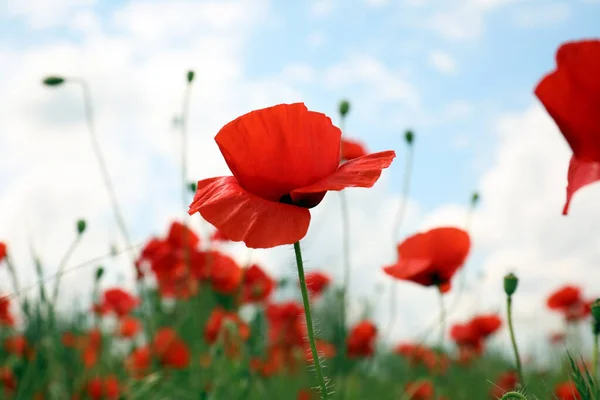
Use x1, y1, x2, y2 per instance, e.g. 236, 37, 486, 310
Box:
507, 295, 525, 385
4, 254, 21, 298
181, 78, 193, 217
500, 392, 528, 400
339, 190, 350, 336
294, 241, 329, 400
438, 287, 446, 350
51, 234, 82, 309
593, 333, 598, 381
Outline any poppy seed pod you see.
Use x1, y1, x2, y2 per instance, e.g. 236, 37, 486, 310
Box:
95, 266, 105, 281
42, 76, 65, 86
76, 219, 87, 235
188, 182, 197, 193
504, 273, 518, 297
339, 100, 351, 118
471, 192, 480, 206
187, 70, 195, 83
405, 130, 414, 145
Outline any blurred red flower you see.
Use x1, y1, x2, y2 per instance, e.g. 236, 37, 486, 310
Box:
204, 308, 250, 345
547, 285, 592, 322
241, 264, 275, 303
469, 314, 502, 338
86, 375, 119, 400
4, 335, 28, 357
0, 242, 6, 263
125, 346, 151, 378
554, 381, 582, 400
211, 229, 231, 242
118, 316, 141, 338
534, 40, 600, 215
304, 271, 331, 298
0, 296, 15, 327
404, 380, 434, 400
341, 137, 368, 161
209, 252, 243, 294
383, 227, 470, 291
489, 370, 519, 398
188, 103, 395, 248
152, 327, 190, 369
102, 288, 140, 317
0, 367, 16, 394
346, 320, 377, 358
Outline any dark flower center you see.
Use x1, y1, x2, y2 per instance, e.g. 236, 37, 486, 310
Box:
279, 192, 327, 209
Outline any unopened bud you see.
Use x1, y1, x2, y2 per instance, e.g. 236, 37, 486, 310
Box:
405, 130, 414, 145
277, 278, 289, 288
187, 70, 195, 83
471, 192, 480, 206
339, 99, 351, 118
504, 273, 518, 296
95, 266, 105, 281
189, 182, 197, 193
76, 219, 87, 235
42, 76, 65, 86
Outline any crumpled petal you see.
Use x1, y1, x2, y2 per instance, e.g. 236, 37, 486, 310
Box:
215, 103, 341, 202
563, 156, 600, 215
290, 151, 395, 202
189, 176, 310, 248
382, 258, 432, 281
341, 137, 368, 161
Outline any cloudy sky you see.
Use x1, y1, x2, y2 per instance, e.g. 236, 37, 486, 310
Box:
1, 0, 599, 354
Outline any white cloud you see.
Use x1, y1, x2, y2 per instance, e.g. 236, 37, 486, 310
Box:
365, 0, 389, 6
428, 50, 458, 74
309, 0, 335, 18
513, 3, 571, 28
3, 0, 96, 29
307, 31, 326, 49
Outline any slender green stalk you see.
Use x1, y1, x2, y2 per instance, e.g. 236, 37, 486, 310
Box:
339, 190, 350, 334
593, 332, 599, 380
51, 234, 82, 308
500, 392, 528, 400
507, 295, 525, 385
180, 73, 194, 217
438, 287, 446, 349
4, 254, 21, 297
294, 241, 330, 400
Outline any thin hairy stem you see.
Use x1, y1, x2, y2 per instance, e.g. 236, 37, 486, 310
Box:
180, 78, 193, 217
438, 288, 446, 349
50, 234, 82, 308
294, 242, 330, 400
500, 392, 528, 400
507, 295, 525, 386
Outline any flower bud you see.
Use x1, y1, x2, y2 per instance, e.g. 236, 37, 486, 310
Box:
42, 76, 65, 86
187, 70, 195, 83
471, 192, 480, 206
504, 273, 518, 296
339, 100, 351, 118
95, 266, 105, 281
189, 182, 197, 193
405, 130, 414, 145
76, 219, 87, 235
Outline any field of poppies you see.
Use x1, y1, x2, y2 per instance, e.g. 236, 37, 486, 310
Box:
0, 39, 599, 399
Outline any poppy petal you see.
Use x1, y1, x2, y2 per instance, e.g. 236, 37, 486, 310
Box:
383, 258, 432, 280
290, 151, 396, 201
215, 103, 341, 202
188, 176, 311, 248
341, 137, 368, 161
563, 156, 600, 215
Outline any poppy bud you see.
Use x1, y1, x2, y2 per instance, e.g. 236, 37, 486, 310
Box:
95, 266, 105, 281
76, 219, 87, 235
42, 76, 65, 86
504, 273, 518, 296
471, 192, 480, 206
189, 182, 197, 193
591, 299, 600, 323
277, 278, 289, 288
339, 100, 351, 118
187, 70, 195, 83
405, 130, 414, 145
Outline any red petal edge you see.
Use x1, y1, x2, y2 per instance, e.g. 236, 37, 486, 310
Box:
188, 176, 311, 248
563, 156, 600, 215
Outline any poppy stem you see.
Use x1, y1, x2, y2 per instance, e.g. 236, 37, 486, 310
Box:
593, 332, 598, 380
385, 137, 414, 340
438, 287, 446, 350
293, 241, 330, 400
506, 293, 525, 386
50, 233, 83, 309
500, 392, 528, 400
339, 191, 350, 338
4, 254, 20, 300
180, 73, 194, 218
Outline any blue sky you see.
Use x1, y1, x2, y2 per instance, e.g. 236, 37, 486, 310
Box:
1, 0, 600, 346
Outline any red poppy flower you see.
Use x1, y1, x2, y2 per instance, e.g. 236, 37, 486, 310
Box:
341, 137, 368, 161
125, 346, 151, 378
535, 40, 600, 215
166, 221, 200, 249
0, 296, 15, 327
297, 388, 317, 400
209, 252, 242, 294
383, 227, 471, 290
346, 320, 377, 358
404, 380, 434, 400
152, 327, 190, 369
304, 271, 331, 298
450, 322, 483, 355
304, 340, 336, 363
119, 316, 141, 338
188, 103, 396, 248
4, 335, 28, 357
489, 371, 519, 398
469, 314, 502, 338
86, 377, 103, 400
0, 367, 16, 394
102, 288, 140, 317
548, 285, 582, 310
554, 381, 581, 400
266, 301, 305, 348
241, 264, 274, 303
0, 242, 6, 263
204, 308, 250, 344
211, 229, 231, 242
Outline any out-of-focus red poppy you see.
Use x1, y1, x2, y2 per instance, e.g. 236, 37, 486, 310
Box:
4, 335, 28, 357
188, 103, 395, 248
125, 346, 151, 378
0, 296, 15, 327
209, 252, 242, 294
547, 285, 592, 322
211, 229, 231, 242
0, 242, 6, 263
469, 314, 502, 338
103, 375, 120, 400
241, 264, 274, 303
535, 40, 600, 215
80, 328, 102, 369
204, 308, 251, 345
62, 332, 77, 348
166, 221, 200, 249
341, 137, 368, 161
266, 302, 305, 348
86, 377, 103, 400
101, 288, 140, 317
383, 227, 470, 291
304, 340, 337, 364
404, 380, 434, 400
304, 271, 331, 298
346, 320, 377, 358
554, 381, 582, 400
450, 322, 483, 356
489, 371, 519, 398
297, 388, 317, 400
152, 327, 190, 369
119, 316, 141, 338
0, 367, 16, 394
